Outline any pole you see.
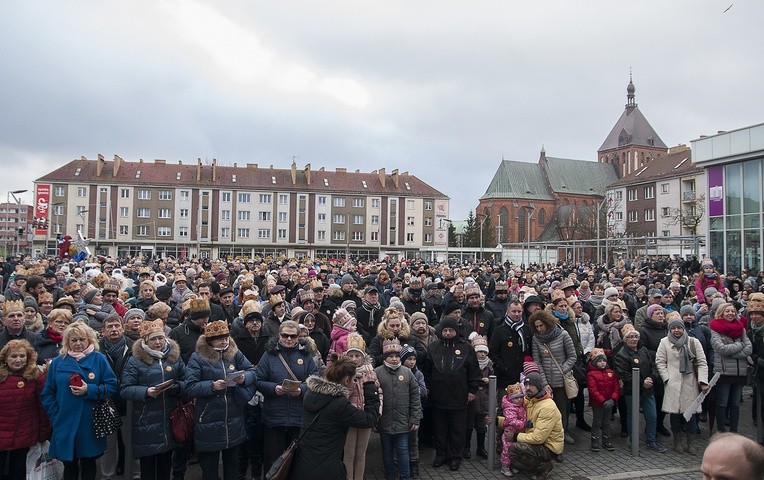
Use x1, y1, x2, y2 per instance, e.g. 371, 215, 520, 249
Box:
124, 400, 135, 480
597, 202, 601, 264
3, 192, 8, 257
631, 367, 640, 456
487, 375, 497, 470
757, 379, 763, 445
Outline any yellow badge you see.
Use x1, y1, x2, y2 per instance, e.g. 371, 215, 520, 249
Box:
229, 364, 235, 370
633, 359, 639, 364
17, 381, 25, 389
326, 310, 331, 315
455, 350, 461, 355
507, 341, 513, 348
607, 372, 613, 377
297, 359, 304, 365
398, 375, 405, 381
479, 322, 484, 328
421, 308, 426, 312
88, 373, 96, 380
166, 366, 173, 372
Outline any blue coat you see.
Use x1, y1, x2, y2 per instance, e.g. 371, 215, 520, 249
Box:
120, 339, 185, 458
40, 350, 118, 462
255, 338, 318, 428
185, 336, 256, 452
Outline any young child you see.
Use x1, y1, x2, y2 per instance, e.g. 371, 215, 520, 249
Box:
330, 307, 357, 356
586, 347, 619, 452
500, 382, 527, 477
400, 344, 426, 478
465, 334, 493, 460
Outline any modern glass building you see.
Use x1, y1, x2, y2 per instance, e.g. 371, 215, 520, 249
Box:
692, 123, 764, 275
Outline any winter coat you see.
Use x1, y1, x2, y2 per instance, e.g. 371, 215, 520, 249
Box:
120, 339, 185, 458
613, 345, 659, 397
40, 350, 118, 462
461, 304, 495, 340
686, 320, 715, 377
710, 329, 753, 378
586, 363, 620, 407
185, 336, 256, 452
531, 327, 577, 389
34, 328, 63, 365
99, 336, 134, 416
367, 320, 427, 367
348, 362, 381, 411
488, 320, 532, 390
288, 376, 380, 480
655, 336, 708, 414
308, 328, 331, 361
254, 338, 318, 428
329, 324, 352, 355
516, 392, 564, 455
0, 326, 36, 351
374, 364, 421, 434
638, 318, 667, 354
169, 319, 205, 363
0, 366, 50, 450
422, 335, 482, 410
500, 396, 527, 434
485, 296, 509, 324
545, 305, 582, 355
230, 319, 270, 366
575, 314, 595, 356
750, 325, 764, 381
695, 275, 725, 304
474, 360, 493, 415
355, 303, 384, 343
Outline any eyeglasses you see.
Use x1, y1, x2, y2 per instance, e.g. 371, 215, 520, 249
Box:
280, 333, 298, 339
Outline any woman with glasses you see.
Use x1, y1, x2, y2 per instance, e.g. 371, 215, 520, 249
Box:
254, 320, 318, 473
40, 322, 118, 480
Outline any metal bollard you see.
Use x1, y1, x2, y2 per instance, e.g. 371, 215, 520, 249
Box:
758, 383, 763, 445
487, 375, 497, 470
631, 368, 639, 456
125, 400, 135, 480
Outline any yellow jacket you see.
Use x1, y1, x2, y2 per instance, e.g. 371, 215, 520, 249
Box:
516, 393, 564, 454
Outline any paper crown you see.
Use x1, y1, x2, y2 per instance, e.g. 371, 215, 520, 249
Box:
346, 332, 366, 354
204, 320, 229, 338
506, 382, 524, 399
382, 338, 402, 356
138, 319, 165, 339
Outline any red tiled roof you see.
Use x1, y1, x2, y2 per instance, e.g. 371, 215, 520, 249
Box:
608, 148, 701, 188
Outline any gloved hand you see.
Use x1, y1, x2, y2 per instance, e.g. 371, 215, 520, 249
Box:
603, 399, 615, 409
525, 420, 534, 429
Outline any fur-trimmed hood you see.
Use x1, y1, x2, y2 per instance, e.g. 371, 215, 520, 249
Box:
131, 338, 181, 365
194, 334, 240, 363
376, 317, 411, 339
306, 374, 349, 397
25, 313, 44, 333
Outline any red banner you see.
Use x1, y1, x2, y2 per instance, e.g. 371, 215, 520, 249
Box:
34, 184, 51, 235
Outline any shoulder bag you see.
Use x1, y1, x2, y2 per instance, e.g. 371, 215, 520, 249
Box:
265, 410, 323, 480
547, 348, 579, 399
92, 384, 122, 438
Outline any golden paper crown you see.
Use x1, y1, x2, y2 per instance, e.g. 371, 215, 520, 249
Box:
138, 319, 165, 339
204, 320, 229, 338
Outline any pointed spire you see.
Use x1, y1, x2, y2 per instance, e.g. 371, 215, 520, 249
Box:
626, 69, 636, 109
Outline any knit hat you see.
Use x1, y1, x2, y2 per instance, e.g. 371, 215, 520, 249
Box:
204, 320, 229, 339
4, 299, 24, 315
442, 301, 462, 316
603, 287, 618, 298
471, 335, 489, 353
332, 308, 356, 330
524, 372, 546, 392
124, 308, 146, 321
590, 347, 607, 364
156, 285, 173, 301
23, 296, 39, 312
409, 312, 428, 327
341, 274, 354, 286
300, 290, 315, 304
83, 289, 100, 305
668, 319, 685, 332
523, 355, 540, 376
382, 338, 402, 357
680, 305, 696, 317
399, 344, 417, 363
646, 304, 664, 319
439, 316, 459, 334
523, 295, 545, 308
290, 306, 305, 320
389, 299, 405, 311
621, 323, 639, 338
506, 382, 525, 400
464, 283, 482, 298
139, 319, 165, 339
188, 298, 212, 320
54, 296, 77, 313
147, 302, 171, 320
703, 287, 718, 299
345, 333, 366, 355
340, 300, 357, 313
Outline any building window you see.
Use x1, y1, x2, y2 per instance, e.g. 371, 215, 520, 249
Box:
138, 189, 151, 200
54, 186, 65, 197
407, 200, 415, 210
53, 205, 64, 215
371, 231, 379, 241
157, 227, 171, 237
406, 216, 415, 226
77, 206, 88, 215
371, 198, 380, 208
277, 228, 287, 239
317, 230, 326, 241
221, 192, 231, 202
179, 227, 189, 237
424, 233, 433, 243
333, 214, 346, 224
662, 230, 671, 237
279, 194, 288, 205
352, 198, 365, 208
136, 225, 149, 237
317, 213, 326, 223
119, 225, 128, 235
424, 217, 432, 227
333, 197, 346, 207
179, 209, 189, 219
259, 194, 272, 204
353, 215, 364, 225
615, 211, 623, 221
371, 215, 379, 225
180, 190, 190, 200
220, 210, 230, 221
318, 196, 327, 206
333, 230, 346, 241
238, 193, 251, 203
628, 189, 638, 201
238, 210, 251, 221
258, 211, 271, 221
644, 209, 655, 221
661, 207, 671, 217
424, 201, 433, 210
278, 212, 287, 223
221, 227, 230, 238
352, 231, 364, 241
237, 228, 250, 238
644, 186, 655, 199
258, 229, 271, 239
158, 208, 171, 219
158, 190, 172, 201
137, 208, 150, 218
661, 183, 669, 194
628, 211, 638, 223
77, 187, 87, 197
406, 232, 415, 242
119, 207, 129, 218
615, 190, 623, 201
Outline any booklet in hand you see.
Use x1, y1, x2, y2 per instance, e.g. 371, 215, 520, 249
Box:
281, 379, 302, 391
152, 379, 174, 392
226, 371, 246, 386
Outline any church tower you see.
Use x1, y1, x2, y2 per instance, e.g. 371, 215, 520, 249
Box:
598, 76, 668, 178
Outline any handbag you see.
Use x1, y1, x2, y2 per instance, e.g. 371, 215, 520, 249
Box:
265, 410, 323, 480
572, 355, 588, 385
26, 441, 64, 480
547, 348, 579, 399
93, 398, 122, 438
171, 399, 195, 442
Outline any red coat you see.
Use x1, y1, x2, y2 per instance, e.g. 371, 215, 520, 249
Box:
586, 364, 620, 407
0, 372, 51, 450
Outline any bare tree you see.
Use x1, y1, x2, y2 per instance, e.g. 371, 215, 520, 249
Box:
664, 194, 706, 235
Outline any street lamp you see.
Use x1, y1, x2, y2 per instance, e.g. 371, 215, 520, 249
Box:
596, 197, 611, 266
525, 205, 535, 267
441, 219, 452, 265
6, 189, 27, 258
478, 213, 489, 262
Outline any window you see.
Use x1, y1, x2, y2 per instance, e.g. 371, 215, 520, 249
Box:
53, 205, 64, 215
258, 211, 271, 221
75, 187, 86, 197
406, 233, 415, 242
138, 189, 151, 200
278, 212, 287, 223
259, 194, 272, 204
119, 225, 128, 235
661, 207, 671, 217
370, 231, 379, 241
333, 230, 346, 241
317, 230, 326, 241
628, 189, 638, 201
179, 227, 189, 238
644, 209, 655, 221
237, 228, 250, 238
662, 230, 671, 237
628, 211, 638, 223
119, 207, 129, 218
137, 208, 150, 218
424, 233, 433, 242
238, 193, 251, 203
221, 210, 230, 221
54, 186, 65, 197
221, 192, 231, 202
158, 190, 172, 200
277, 229, 287, 239
157, 227, 172, 237
258, 229, 271, 239
221, 227, 230, 238
615, 190, 623, 201
333, 214, 346, 224
238, 211, 251, 221
615, 211, 623, 221
158, 208, 171, 219
644, 186, 655, 199
180, 208, 189, 219
333, 197, 346, 207
371, 215, 379, 225
279, 194, 288, 205
424, 201, 433, 210
352, 231, 364, 241
406, 216, 415, 226
371, 199, 380, 208
353, 215, 364, 225
136, 225, 148, 237
317, 213, 326, 223
180, 190, 190, 200
76, 224, 83, 233
352, 198, 365, 208
407, 200, 415, 210
318, 196, 327, 206
661, 183, 669, 194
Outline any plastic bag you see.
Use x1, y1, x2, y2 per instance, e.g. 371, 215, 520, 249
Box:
26, 441, 64, 480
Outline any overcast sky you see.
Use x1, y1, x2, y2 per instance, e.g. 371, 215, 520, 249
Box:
1, 0, 762, 220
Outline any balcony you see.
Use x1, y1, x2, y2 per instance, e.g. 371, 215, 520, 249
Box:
682, 191, 696, 201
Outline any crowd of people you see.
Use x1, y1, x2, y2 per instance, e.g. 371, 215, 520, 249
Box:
0, 253, 763, 480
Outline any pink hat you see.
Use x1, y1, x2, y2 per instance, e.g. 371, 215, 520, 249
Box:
523, 356, 540, 376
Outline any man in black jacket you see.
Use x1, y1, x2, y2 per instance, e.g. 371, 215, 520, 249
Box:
488, 300, 532, 399
485, 281, 509, 323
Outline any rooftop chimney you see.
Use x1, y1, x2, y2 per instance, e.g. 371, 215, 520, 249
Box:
113, 155, 122, 177
391, 169, 399, 188
96, 154, 105, 177
212, 158, 217, 182
378, 168, 386, 188
304, 163, 312, 185
291, 161, 297, 185
196, 158, 202, 182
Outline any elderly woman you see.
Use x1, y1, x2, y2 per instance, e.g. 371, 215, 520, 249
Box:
709, 302, 752, 433
0, 340, 50, 480
656, 319, 709, 454
298, 311, 331, 361
595, 303, 629, 356
255, 320, 318, 473
186, 321, 256, 480
34, 308, 72, 365
40, 322, 118, 480
638, 304, 671, 437
530, 309, 578, 445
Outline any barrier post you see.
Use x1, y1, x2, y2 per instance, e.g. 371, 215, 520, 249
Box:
631, 368, 640, 456
125, 400, 135, 479
486, 375, 497, 470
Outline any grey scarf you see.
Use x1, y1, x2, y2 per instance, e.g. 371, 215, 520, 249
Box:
667, 330, 694, 375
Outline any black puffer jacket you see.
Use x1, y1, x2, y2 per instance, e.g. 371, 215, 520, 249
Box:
422, 326, 482, 410
169, 319, 205, 363
638, 318, 667, 354
613, 345, 659, 397
288, 376, 380, 480
34, 328, 63, 365
120, 339, 185, 458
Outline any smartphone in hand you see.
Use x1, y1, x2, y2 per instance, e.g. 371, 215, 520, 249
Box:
69, 373, 83, 387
